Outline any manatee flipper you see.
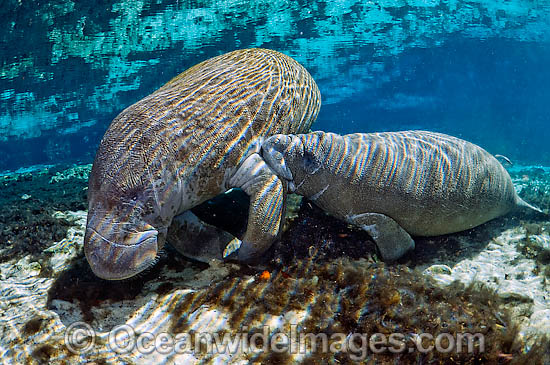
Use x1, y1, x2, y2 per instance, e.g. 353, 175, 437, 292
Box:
261, 135, 294, 181
347, 212, 415, 261
228, 153, 286, 261
495, 154, 513, 166
167, 211, 237, 262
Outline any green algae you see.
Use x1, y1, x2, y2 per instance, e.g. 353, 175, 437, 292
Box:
0, 165, 88, 263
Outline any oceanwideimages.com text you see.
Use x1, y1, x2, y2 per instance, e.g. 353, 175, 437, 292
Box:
65, 322, 485, 360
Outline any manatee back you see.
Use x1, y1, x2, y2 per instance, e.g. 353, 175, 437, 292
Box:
297, 131, 519, 236
89, 48, 321, 203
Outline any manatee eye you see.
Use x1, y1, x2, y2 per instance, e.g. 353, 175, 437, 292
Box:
303, 150, 321, 175
125, 186, 142, 202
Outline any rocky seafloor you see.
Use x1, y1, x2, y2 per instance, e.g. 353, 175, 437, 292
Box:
1, 164, 550, 364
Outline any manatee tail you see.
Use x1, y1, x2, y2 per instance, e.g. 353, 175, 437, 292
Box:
515, 196, 545, 215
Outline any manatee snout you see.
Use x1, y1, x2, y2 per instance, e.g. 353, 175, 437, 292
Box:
84, 212, 163, 280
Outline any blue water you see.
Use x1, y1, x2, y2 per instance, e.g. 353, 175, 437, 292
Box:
1, 0, 549, 171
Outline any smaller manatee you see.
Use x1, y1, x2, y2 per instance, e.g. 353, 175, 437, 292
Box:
260, 130, 543, 261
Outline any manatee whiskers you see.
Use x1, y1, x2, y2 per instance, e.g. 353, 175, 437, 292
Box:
86, 226, 119, 247
145, 164, 162, 210
119, 202, 146, 214
90, 220, 157, 242
132, 250, 164, 280
104, 221, 145, 234
118, 252, 163, 282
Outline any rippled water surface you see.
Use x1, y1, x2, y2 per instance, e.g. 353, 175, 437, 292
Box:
1, 0, 550, 170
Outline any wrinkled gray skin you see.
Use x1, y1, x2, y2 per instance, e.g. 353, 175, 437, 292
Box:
261, 130, 542, 261
84, 49, 320, 280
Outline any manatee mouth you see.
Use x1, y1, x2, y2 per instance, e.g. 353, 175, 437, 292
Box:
84, 226, 159, 280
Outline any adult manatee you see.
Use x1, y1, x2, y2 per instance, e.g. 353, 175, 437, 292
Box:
84, 49, 321, 279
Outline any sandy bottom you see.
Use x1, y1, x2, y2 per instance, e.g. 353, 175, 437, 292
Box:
1, 163, 549, 363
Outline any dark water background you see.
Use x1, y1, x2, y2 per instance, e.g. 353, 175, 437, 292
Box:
1, 0, 549, 171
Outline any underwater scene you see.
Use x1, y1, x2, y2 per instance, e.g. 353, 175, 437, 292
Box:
2, 0, 550, 363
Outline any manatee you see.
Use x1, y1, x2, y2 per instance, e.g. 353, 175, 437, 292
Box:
84, 49, 321, 279
259, 130, 542, 261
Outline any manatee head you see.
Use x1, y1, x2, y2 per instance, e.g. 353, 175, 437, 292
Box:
84, 141, 181, 280
261, 133, 321, 192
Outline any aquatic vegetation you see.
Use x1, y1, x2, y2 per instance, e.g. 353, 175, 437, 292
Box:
517, 221, 550, 283
164, 203, 550, 363
0, 165, 88, 263
509, 167, 550, 283
513, 167, 550, 214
